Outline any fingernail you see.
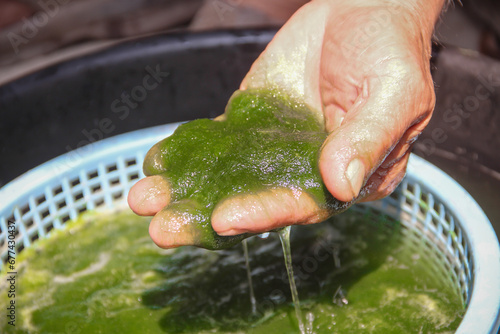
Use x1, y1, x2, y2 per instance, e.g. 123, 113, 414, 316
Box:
345, 159, 364, 199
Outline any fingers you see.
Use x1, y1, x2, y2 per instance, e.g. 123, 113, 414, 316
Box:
143, 141, 167, 176
211, 188, 330, 236
319, 67, 434, 203
356, 110, 433, 202
149, 200, 201, 249
213, 114, 226, 121
358, 149, 411, 202
132, 181, 333, 246
128, 175, 171, 216
314, 2, 438, 203
129, 181, 214, 249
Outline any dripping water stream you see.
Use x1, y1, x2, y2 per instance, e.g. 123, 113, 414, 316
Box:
278, 226, 306, 334
242, 239, 257, 314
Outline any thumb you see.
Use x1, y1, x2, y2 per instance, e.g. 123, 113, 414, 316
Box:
319, 73, 433, 203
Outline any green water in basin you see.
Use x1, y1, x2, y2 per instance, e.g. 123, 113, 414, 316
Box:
0, 208, 464, 333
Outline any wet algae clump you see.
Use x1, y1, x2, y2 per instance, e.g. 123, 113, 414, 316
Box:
0, 209, 465, 333
143, 89, 350, 249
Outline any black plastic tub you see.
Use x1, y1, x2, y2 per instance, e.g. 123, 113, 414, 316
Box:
0, 30, 274, 185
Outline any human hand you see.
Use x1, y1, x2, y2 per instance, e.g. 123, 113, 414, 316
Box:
128, 89, 350, 249
129, 0, 443, 248
242, 0, 443, 203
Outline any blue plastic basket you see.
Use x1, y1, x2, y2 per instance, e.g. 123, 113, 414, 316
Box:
0, 123, 499, 333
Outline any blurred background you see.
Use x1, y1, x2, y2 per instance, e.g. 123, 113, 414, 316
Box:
1, 0, 499, 84
0, 0, 499, 236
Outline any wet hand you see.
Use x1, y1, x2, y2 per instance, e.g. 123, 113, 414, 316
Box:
129, 0, 444, 248
242, 0, 442, 203
129, 90, 351, 249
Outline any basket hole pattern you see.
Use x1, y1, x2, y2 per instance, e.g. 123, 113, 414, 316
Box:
70, 177, 80, 188
36, 195, 46, 206
88, 170, 98, 180
401, 227, 454, 289
57, 200, 67, 209
401, 179, 472, 305
358, 198, 464, 303
0, 152, 144, 269
53, 186, 63, 196
91, 184, 101, 193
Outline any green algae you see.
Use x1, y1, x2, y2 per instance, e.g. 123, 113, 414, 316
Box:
143, 89, 350, 249
0, 208, 464, 333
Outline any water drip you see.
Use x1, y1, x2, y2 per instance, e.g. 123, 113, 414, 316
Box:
278, 226, 305, 334
242, 239, 257, 314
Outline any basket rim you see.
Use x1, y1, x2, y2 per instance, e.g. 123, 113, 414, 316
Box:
0, 124, 499, 333
406, 155, 500, 333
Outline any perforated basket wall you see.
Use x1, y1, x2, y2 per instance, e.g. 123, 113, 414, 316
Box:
0, 123, 499, 333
